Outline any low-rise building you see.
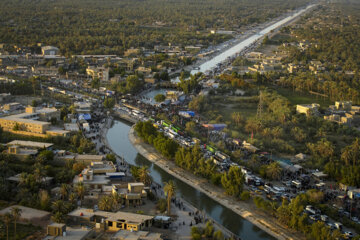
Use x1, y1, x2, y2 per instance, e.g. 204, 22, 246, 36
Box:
86, 66, 109, 82
68, 208, 154, 232
296, 103, 320, 116
0, 205, 51, 226
0, 107, 62, 136
42, 46, 60, 56
91, 161, 116, 174
111, 230, 162, 240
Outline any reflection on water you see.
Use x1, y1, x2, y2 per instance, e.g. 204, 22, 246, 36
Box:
106, 120, 275, 240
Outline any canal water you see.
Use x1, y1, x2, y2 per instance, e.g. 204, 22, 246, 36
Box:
106, 120, 275, 240
190, 4, 315, 75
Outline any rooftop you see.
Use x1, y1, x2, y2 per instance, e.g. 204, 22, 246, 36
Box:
112, 230, 162, 240
75, 154, 104, 161
1, 114, 50, 125
0, 205, 50, 221
7, 140, 53, 148
68, 208, 153, 224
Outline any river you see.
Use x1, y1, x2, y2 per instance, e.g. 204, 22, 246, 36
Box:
107, 120, 275, 240
191, 4, 316, 75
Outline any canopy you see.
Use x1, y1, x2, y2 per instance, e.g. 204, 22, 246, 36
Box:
202, 123, 227, 131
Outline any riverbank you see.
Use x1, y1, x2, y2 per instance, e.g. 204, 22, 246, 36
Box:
100, 120, 236, 239
128, 126, 305, 240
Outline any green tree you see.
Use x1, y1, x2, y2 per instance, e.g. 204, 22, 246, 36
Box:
60, 184, 70, 200
99, 195, 115, 211
138, 166, 152, 186
91, 78, 100, 89
125, 75, 143, 94
2, 213, 12, 240
164, 180, 176, 215
11, 207, 22, 240
103, 97, 115, 109
266, 162, 282, 180
75, 182, 85, 202
154, 94, 166, 102
221, 166, 244, 197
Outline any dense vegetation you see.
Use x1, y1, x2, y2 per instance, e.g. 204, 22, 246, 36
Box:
135, 121, 245, 196
279, 2, 360, 103
0, 0, 310, 56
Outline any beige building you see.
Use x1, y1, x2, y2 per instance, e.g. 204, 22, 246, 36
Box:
86, 66, 109, 81
111, 183, 147, 207
296, 103, 320, 116
68, 208, 153, 232
0, 107, 61, 136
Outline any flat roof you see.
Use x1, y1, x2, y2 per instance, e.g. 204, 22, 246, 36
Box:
68, 208, 153, 223
0, 205, 50, 220
1, 115, 50, 125
112, 230, 162, 240
7, 140, 53, 148
128, 183, 145, 187
75, 154, 104, 161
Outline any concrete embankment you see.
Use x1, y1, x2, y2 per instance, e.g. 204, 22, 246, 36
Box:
128, 127, 305, 240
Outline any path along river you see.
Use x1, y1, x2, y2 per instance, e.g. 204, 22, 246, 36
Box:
107, 120, 275, 240
106, 5, 316, 239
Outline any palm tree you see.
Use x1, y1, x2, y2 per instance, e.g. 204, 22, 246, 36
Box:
52, 200, 67, 214
51, 212, 65, 223
11, 207, 22, 239
60, 184, 69, 200
163, 180, 176, 216
99, 196, 114, 211
2, 213, 12, 240
75, 182, 85, 202
266, 162, 282, 180
139, 166, 152, 186
69, 193, 77, 204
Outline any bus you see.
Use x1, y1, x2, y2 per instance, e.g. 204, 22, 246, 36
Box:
171, 125, 181, 133
206, 145, 217, 153
161, 120, 171, 128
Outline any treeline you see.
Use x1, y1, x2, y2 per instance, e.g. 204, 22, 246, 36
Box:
279, 2, 360, 104
134, 121, 179, 159
134, 121, 245, 197
0, 0, 310, 56
190, 89, 360, 186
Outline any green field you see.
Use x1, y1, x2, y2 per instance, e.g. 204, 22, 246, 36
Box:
272, 87, 333, 107
204, 96, 258, 123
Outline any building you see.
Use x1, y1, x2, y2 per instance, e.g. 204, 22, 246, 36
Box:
296, 103, 320, 116
0, 107, 61, 136
45, 223, 94, 240
7, 140, 53, 149
3, 102, 22, 111
0, 114, 51, 134
110, 182, 147, 206
111, 230, 162, 240
0, 93, 11, 103
91, 161, 116, 174
86, 66, 109, 81
0, 205, 51, 226
7, 145, 38, 160
42, 46, 60, 56
74, 154, 104, 165
32, 66, 59, 76
74, 102, 92, 114
75, 167, 110, 189
68, 208, 154, 232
